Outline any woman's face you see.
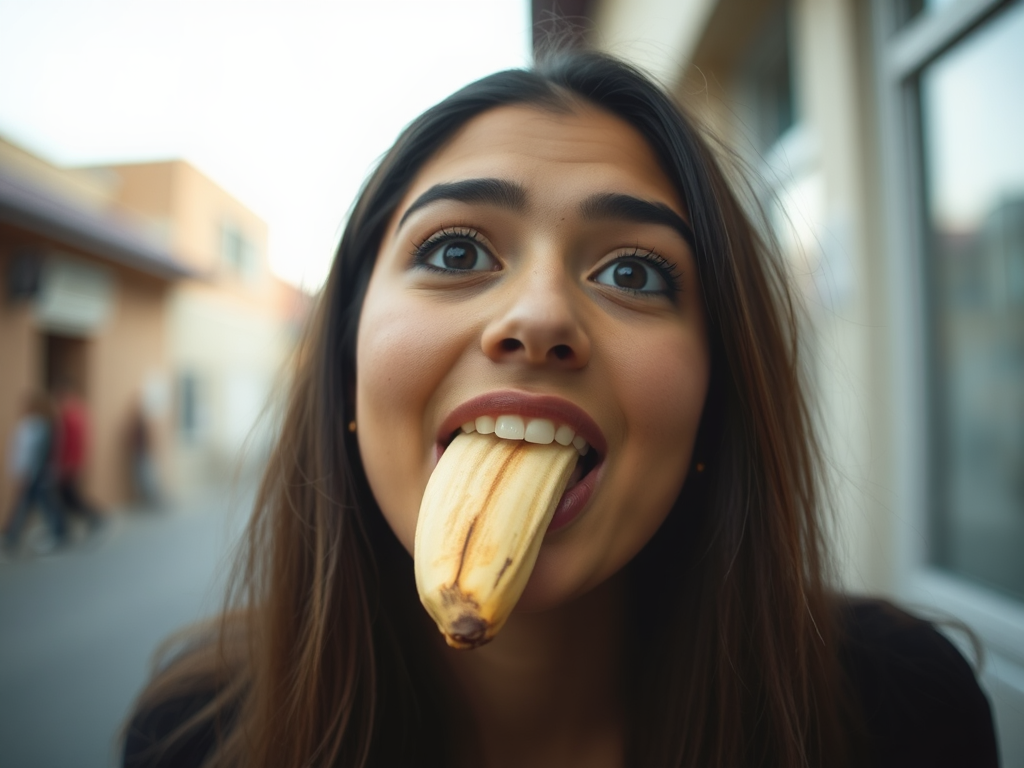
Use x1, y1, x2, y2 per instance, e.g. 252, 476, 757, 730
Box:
356, 103, 709, 612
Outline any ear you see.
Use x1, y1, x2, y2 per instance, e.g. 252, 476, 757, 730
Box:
343, 374, 359, 443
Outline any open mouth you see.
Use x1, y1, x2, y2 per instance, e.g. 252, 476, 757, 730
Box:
437, 414, 603, 527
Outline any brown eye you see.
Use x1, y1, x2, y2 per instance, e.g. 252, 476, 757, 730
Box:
442, 241, 476, 269
421, 238, 499, 272
593, 257, 668, 294
611, 261, 646, 289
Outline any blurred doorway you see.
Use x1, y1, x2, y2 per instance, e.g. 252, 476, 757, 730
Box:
43, 334, 88, 394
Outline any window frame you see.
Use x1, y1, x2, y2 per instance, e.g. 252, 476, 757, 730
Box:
871, 0, 1024, 669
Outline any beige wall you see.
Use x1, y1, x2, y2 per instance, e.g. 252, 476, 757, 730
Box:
0, 225, 172, 513
86, 266, 170, 507
0, 237, 40, 518
2, 150, 300, 510
90, 159, 300, 498
172, 161, 268, 281
1, 144, 304, 514
99, 160, 269, 284
591, 0, 715, 85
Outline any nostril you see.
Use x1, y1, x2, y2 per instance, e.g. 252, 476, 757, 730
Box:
500, 338, 523, 353
551, 344, 573, 361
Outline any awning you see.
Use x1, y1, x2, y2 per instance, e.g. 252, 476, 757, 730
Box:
0, 167, 193, 281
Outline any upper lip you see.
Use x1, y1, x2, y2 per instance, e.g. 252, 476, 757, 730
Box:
437, 390, 607, 456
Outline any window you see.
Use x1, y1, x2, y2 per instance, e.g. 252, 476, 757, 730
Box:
177, 371, 205, 444
918, 1, 1024, 602
875, 0, 1024, 760
220, 220, 257, 281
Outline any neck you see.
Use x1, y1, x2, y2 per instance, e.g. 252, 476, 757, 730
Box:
438, 573, 628, 768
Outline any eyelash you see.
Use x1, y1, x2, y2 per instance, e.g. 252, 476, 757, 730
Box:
605, 246, 682, 298
411, 226, 485, 271
410, 229, 682, 297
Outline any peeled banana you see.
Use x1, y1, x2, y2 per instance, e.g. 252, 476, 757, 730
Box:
414, 431, 578, 649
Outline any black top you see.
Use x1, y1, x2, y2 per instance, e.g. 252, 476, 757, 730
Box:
123, 600, 999, 767
838, 600, 999, 768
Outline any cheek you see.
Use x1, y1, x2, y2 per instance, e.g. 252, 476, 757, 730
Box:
357, 311, 438, 423
607, 328, 709, 543
613, 327, 709, 448
528, 325, 709, 604
355, 293, 460, 551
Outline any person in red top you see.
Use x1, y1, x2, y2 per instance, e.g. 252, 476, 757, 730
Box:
55, 381, 103, 529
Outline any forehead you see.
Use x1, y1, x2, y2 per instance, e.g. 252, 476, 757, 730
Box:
396, 103, 686, 217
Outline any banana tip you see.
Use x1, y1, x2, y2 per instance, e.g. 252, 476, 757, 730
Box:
444, 614, 490, 650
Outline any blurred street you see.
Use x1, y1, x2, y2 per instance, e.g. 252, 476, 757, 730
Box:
0, 487, 253, 768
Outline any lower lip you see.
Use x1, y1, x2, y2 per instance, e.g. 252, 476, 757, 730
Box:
547, 460, 602, 533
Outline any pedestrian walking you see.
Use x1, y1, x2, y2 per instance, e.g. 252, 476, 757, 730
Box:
128, 400, 160, 508
3, 392, 67, 554
55, 381, 104, 530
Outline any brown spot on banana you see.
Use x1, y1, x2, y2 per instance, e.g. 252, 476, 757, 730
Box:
493, 557, 514, 589
451, 517, 478, 585
448, 614, 489, 647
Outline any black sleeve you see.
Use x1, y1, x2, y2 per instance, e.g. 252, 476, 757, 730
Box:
841, 599, 1000, 768
123, 691, 220, 768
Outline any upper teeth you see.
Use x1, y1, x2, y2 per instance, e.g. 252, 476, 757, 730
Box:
461, 415, 590, 456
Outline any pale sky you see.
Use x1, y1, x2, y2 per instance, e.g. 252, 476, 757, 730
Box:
0, 0, 533, 290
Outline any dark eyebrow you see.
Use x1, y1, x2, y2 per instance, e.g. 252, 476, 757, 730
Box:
579, 193, 695, 248
397, 178, 528, 229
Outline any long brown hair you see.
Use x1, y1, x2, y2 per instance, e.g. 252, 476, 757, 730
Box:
129, 51, 857, 767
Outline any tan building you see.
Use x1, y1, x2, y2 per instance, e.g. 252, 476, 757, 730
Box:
0, 137, 187, 512
540, 0, 1024, 762
91, 160, 308, 495
0, 139, 308, 518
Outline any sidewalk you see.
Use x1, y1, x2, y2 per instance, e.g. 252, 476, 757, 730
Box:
0, 485, 253, 768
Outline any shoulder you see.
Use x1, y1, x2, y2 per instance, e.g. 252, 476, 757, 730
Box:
838, 598, 999, 768
123, 688, 221, 768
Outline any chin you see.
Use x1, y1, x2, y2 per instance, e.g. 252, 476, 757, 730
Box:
512, 548, 607, 615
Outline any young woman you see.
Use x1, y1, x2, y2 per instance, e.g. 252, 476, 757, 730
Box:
124, 51, 998, 767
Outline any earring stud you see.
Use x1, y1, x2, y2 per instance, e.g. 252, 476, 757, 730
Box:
348, 420, 357, 433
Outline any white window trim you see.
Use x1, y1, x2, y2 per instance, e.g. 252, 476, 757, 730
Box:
871, 0, 1024, 669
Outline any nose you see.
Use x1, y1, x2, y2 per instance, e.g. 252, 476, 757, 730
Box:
480, 268, 591, 369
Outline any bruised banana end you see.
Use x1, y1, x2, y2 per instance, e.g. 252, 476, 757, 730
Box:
414, 431, 578, 649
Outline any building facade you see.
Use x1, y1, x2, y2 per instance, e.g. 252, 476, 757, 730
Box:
93, 160, 308, 495
1, 139, 307, 517
0, 137, 186, 513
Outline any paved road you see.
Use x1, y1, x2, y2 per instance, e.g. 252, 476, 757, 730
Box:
0, 488, 253, 768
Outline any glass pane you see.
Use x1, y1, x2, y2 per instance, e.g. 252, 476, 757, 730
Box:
920, 1, 1024, 601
